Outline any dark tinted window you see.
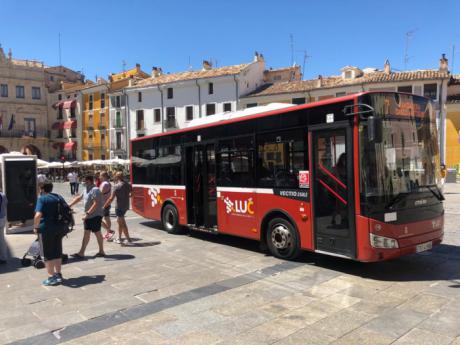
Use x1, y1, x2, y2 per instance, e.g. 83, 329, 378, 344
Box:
206, 103, 216, 116
167, 88, 173, 99
186, 106, 193, 120
424, 83, 437, 99
257, 129, 307, 188
292, 97, 305, 105
217, 136, 254, 187
397, 85, 412, 93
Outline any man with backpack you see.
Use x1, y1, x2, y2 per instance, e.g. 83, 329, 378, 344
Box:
33, 181, 69, 285
69, 174, 105, 259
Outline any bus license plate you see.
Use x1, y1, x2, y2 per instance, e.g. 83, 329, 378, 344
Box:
416, 241, 432, 253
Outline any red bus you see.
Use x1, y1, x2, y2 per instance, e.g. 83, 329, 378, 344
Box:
130, 91, 444, 262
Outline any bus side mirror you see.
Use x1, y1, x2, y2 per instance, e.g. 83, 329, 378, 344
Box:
368, 116, 383, 143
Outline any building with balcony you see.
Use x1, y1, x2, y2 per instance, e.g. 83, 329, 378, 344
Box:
108, 64, 149, 159
48, 80, 92, 161
241, 55, 450, 163
125, 53, 271, 140
0, 45, 50, 158
81, 80, 109, 160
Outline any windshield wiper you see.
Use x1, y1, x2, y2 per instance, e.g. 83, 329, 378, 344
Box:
420, 184, 445, 201
385, 192, 409, 209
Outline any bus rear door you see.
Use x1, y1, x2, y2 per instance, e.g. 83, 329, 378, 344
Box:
310, 124, 356, 258
185, 143, 217, 228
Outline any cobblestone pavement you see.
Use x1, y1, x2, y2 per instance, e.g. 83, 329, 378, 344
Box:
1, 182, 460, 345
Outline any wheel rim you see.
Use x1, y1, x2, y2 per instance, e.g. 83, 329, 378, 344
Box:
165, 209, 175, 229
271, 223, 292, 250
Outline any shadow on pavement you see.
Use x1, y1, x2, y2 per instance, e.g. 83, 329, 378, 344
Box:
140, 220, 460, 284
122, 241, 161, 248
0, 257, 22, 274
102, 254, 135, 261
63, 274, 106, 288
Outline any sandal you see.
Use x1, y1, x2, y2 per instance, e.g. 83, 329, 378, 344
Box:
71, 253, 84, 259
94, 252, 106, 258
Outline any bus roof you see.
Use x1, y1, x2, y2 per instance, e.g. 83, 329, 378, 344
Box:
130, 91, 409, 142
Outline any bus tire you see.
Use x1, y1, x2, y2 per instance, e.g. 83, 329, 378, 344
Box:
266, 217, 301, 260
162, 204, 182, 234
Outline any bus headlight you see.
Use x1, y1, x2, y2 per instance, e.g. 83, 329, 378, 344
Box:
370, 233, 399, 249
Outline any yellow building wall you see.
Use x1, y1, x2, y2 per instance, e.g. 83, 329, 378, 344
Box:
446, 109, 460, 168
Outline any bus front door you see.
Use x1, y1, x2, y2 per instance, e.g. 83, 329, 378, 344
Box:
310, 127, 356, 258
186, 144, 217, 228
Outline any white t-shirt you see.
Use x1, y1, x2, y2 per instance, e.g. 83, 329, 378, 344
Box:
100, 181, 112, 205
67, 172, 76, 183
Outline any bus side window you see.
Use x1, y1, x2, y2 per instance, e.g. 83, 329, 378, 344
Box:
217, 137, 254, 187
257, 129, 307, 189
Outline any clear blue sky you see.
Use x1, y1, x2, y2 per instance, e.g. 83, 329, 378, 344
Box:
1, 0, 459, 81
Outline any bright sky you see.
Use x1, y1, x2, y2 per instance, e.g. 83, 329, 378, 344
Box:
1, 0, 459, 81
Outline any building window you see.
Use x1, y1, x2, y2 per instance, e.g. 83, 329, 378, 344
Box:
273, 75, 282, 81
58, 107, 63, 119
101, 93, 105, 108
101, 133, 105, 140
136, 110, 144, 130
208, 83, 214, 95
116, 132, 122, 150
58, 94, 62, 100
16, 85, 25, 99
424, 83, 437, 99
50, 76, 54, 81
206, 103, 216, 116
115, 111, 122, 127
154, 108, 161, 123
32, 87, 41, 100
335, 92, 346, 97
101, 154, 106, 160
138, 92, 142, 102
116, 95, 121, 107
57, 128, 63, 138
89, 153, 93, 160
186, 106, 194, 120
1, 84, 8, 97
292, 97, 306, 105
70, 106, 75, 118
70, 128, 76, 138
397, 85, 412, 93
246, 103, 258, 108
223, 102, 232, 112
344, 71, 353, 79
89, 95, 93, 110
166, 107, 176, 128
167, 87, 173, 99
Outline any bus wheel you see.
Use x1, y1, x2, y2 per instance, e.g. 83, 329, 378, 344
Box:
162, 204, 182, 234
266, 218, 301, 260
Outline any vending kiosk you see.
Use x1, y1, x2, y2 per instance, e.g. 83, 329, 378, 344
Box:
0, 154, 37, 234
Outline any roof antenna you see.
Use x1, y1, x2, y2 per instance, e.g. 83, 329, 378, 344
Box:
404, 28, 418, 70
122, 60, 126, 72
297, 50, 311, 79
290, 34, 295, 66
58, 32, 62, 66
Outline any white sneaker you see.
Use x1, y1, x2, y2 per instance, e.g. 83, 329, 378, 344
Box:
114, 238, 123, 244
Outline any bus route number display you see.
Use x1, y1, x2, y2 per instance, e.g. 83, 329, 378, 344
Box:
299, 170, 310, 189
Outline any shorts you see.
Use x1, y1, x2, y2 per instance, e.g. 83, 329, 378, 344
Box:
103, 206, 111, 217
84, 216, 102, 232
115, 209, 127, 218
39, 232, 63, 261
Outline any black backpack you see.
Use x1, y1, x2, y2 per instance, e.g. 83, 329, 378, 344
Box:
52, 193, 75, 235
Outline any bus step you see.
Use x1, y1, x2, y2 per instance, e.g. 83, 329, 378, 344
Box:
189, 225, 218, 234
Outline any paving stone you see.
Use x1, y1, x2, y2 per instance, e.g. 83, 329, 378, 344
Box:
396, 293, 451, 314
417, 308, 460, 338
330, 326, 393, 345
365, 309, 429, 339
308, 309, 376, 339
165, 330, 221, 345
392, 328, 453, 345
272, 326, 335, 345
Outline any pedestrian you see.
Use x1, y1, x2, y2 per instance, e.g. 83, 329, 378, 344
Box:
95, 171, 101, 188
33, 181, 66, 285
104, 172, 132, 244
100, 171, 114, 240
0, 189, 8, 264
37, 172, 47, 196
74, 171, 80, 194
67, 170, 76, 195
69, 174, 105, 258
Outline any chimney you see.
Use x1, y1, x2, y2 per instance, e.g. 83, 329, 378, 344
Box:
202, 60, 212, 70
151, 66, 162, 78
384, 59, 391, 74
136, 63, 140, 72
8, 48, 12, 61
128, 78, 133, 87
317, 75, 323, 88
254, 51, 265, 63
439, 53, 448, 73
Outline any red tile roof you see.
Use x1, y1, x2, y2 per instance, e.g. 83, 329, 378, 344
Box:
133, 63, 251, 88
244, 69, 449, 98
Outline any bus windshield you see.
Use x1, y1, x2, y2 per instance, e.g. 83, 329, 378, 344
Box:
359, 93, 441, 213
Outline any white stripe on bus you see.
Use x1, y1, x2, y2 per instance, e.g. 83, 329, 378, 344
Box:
132, 184, 186, 190
216, 187, 274, 194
